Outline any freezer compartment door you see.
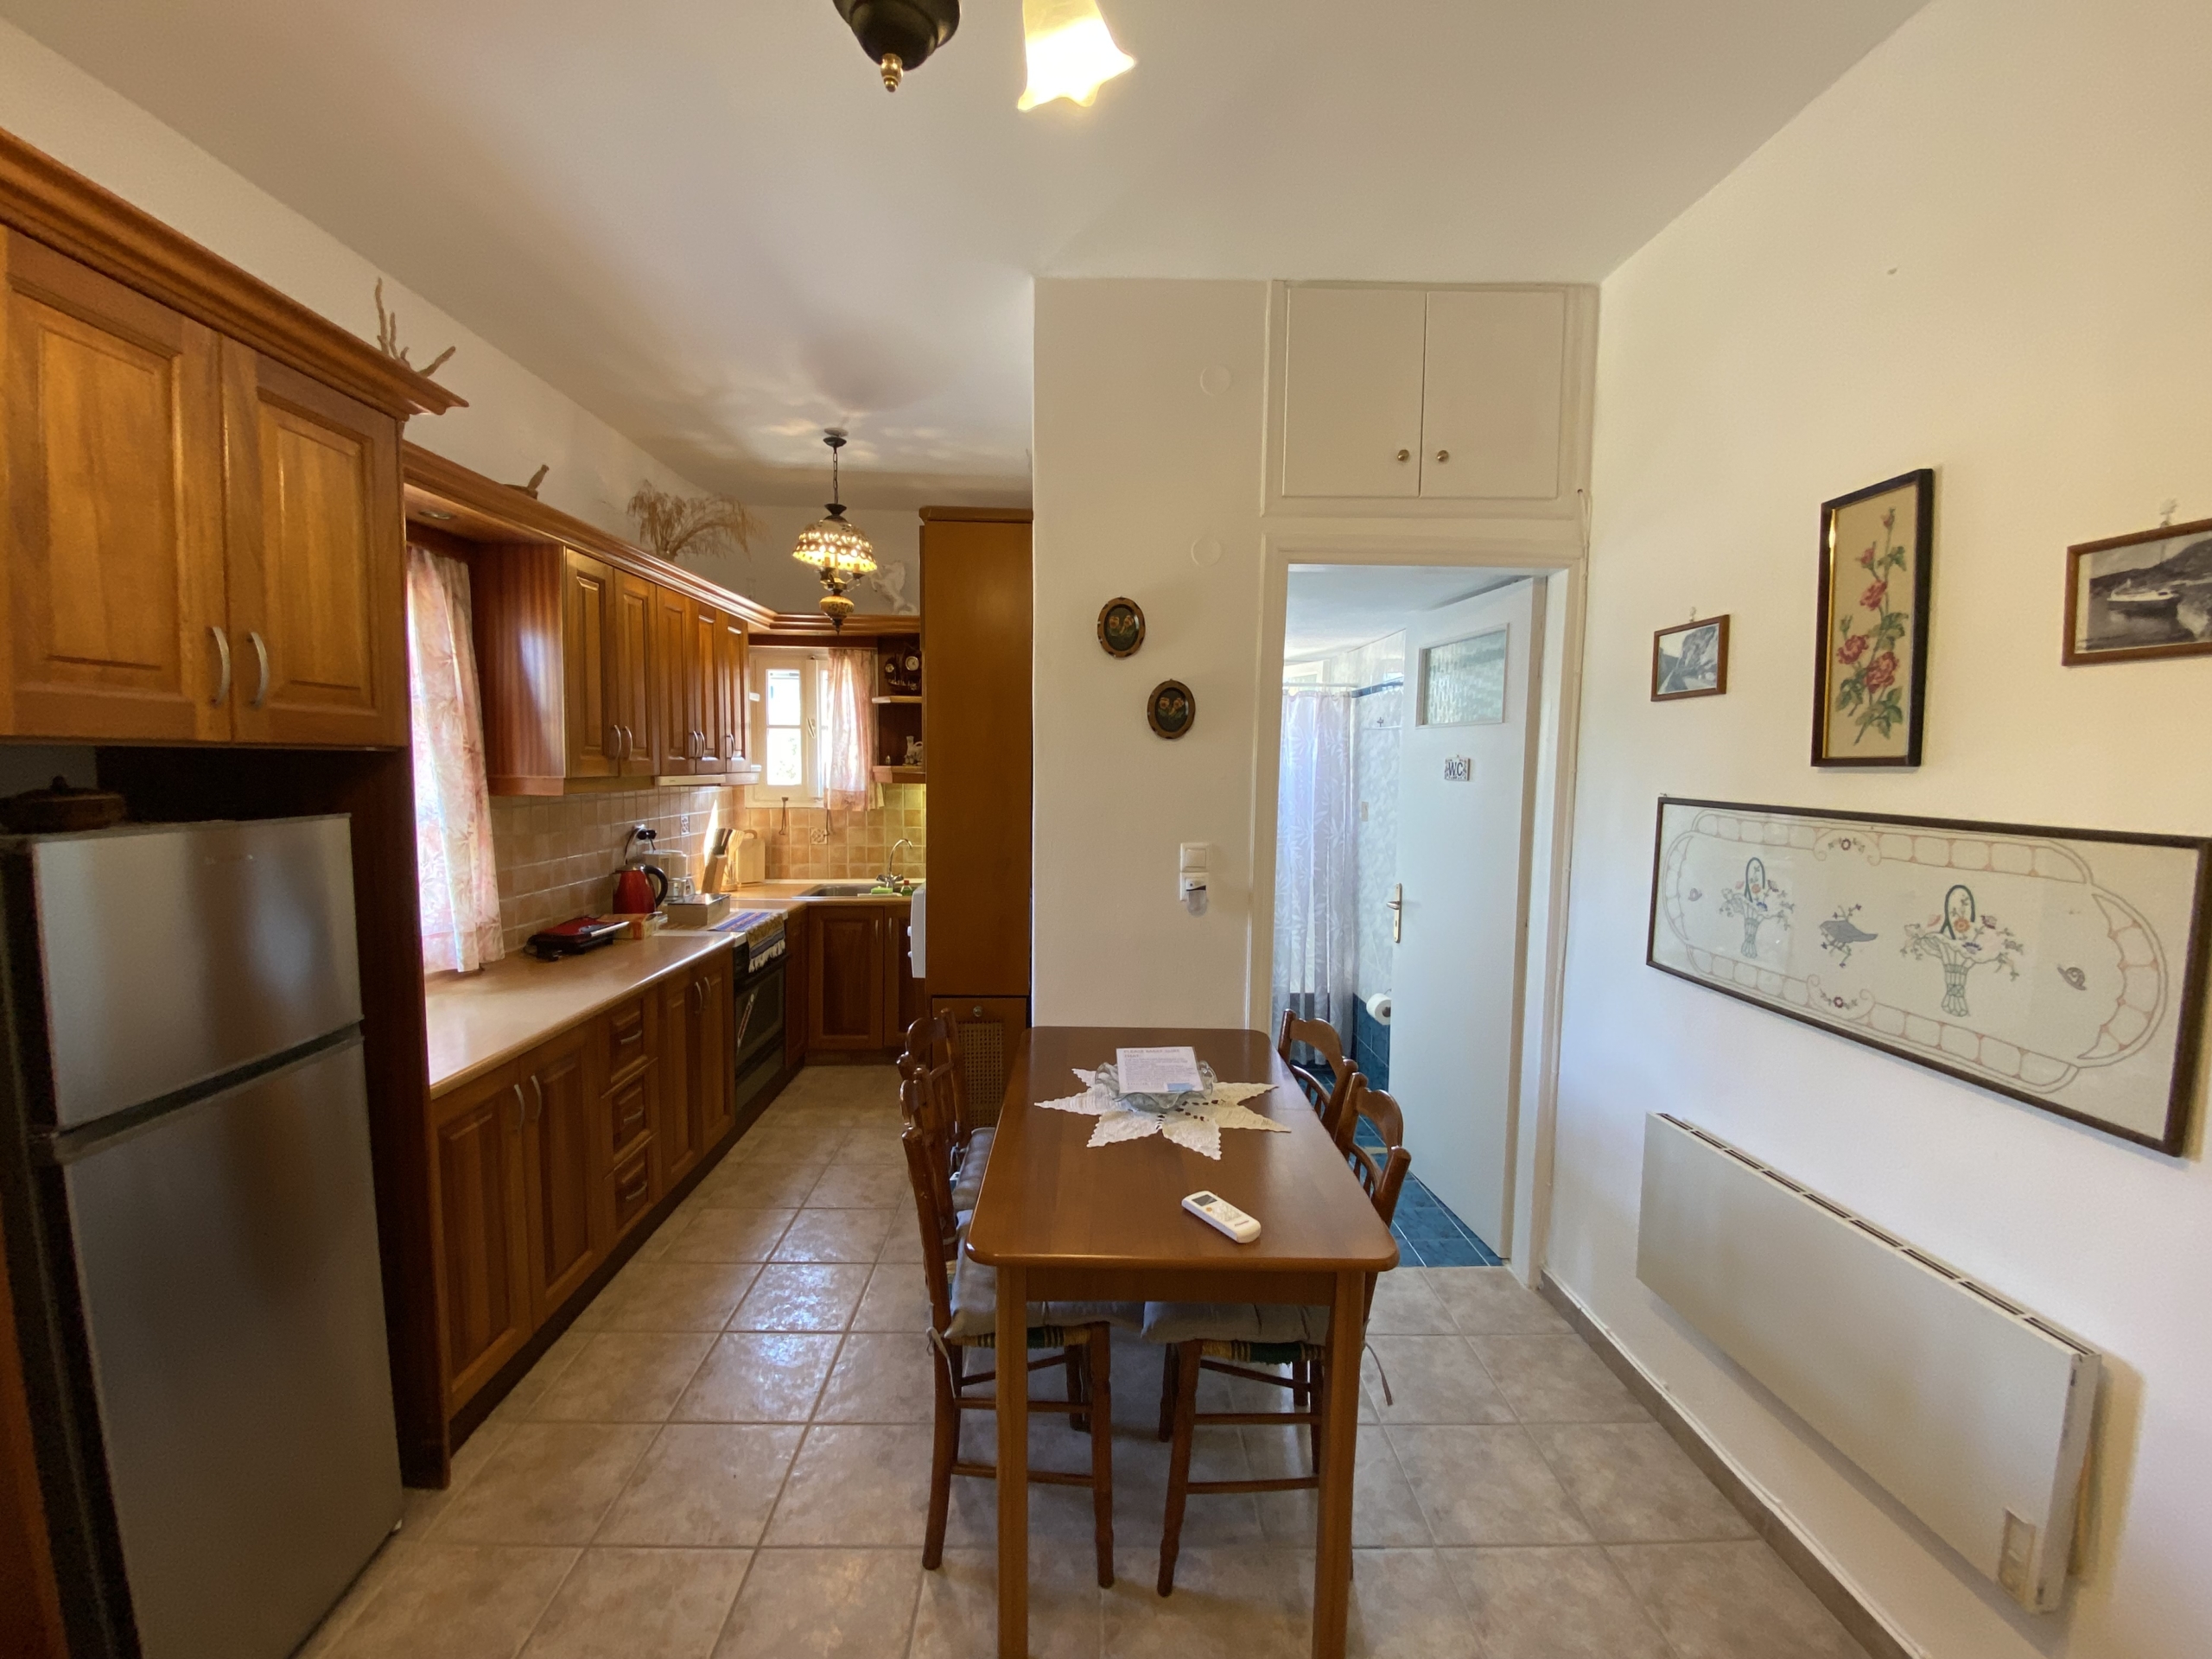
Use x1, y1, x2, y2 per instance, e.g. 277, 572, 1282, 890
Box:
63, 1037, 399, 1659
32, 816, 362, 1128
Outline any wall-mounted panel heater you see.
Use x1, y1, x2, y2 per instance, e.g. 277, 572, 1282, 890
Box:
1637, 1114, 2098, 1613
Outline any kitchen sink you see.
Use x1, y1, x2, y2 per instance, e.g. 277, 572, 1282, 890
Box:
802, 881, 892, 897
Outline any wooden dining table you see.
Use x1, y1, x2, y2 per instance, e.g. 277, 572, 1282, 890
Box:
963, 1027, 1400, 1659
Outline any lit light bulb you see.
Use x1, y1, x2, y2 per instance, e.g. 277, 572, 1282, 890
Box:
1016, 0, 1135, 111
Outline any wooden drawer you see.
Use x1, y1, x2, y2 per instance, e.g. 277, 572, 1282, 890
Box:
606, 995, 649, 1083
612, 1144, 653, 1236
608, 1068, 652, 1159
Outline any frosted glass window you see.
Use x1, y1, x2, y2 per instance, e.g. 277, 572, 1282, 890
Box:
1418, 627, 1508, 726
753, 658, 818, 798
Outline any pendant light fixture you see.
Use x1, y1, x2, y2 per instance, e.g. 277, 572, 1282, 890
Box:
1016, 0, 1134, 110
791, 429, 877, 631
833, 0, 960, 91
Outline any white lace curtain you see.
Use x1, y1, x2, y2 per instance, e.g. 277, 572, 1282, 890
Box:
822, 649, 876, 811
1272, 688, 1359, 1051
406, 545, 503, 973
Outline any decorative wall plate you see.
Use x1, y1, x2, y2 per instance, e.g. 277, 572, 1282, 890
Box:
1147, 678, 1196, 739
1098, 597, 1146, 658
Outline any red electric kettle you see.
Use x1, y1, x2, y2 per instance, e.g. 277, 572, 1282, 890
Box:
611, 825, 669, 914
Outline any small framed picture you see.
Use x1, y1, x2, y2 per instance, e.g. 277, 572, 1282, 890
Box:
1097, 597, 1146, 658
1147, 679, 1196, 739
2063, 518, 2212, 665
1651, 616, 1729, 701
1813, 468, 1935, 768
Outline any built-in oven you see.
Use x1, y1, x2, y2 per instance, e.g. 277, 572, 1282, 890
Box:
731, 918, 787, 1111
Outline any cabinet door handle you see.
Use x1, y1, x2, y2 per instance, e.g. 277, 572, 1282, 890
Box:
617, 1168, 650, 1203
1395, 448, 1411, 463
209, 626, 232, 705
510, 1082, 526, 1131
247, 631, 270, 708
527, 1075, 543, 1124
1435, 449, 1450, 463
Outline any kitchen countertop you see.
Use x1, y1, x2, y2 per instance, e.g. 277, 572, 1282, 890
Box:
423, 880, 915, 1098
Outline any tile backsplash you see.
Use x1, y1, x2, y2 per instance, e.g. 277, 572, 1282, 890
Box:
488, 783, 928, 952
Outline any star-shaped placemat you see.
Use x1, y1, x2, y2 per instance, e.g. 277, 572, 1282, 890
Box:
1036, 1067, 1288, 1160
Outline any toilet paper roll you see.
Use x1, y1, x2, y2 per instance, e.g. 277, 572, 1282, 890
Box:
1365, 991, 1392, 1023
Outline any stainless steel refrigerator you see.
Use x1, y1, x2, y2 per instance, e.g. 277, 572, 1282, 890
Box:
0, 817, 401, 1659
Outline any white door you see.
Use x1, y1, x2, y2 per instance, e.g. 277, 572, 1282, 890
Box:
1388, 578, 1544, 1250
1420, 289, 1567, 502
1281, 286, 1427, 499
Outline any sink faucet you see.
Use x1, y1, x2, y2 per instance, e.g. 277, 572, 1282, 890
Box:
880, 839, 917, 893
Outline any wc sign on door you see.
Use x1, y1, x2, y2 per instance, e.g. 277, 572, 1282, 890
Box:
1443, 756, 1473, 782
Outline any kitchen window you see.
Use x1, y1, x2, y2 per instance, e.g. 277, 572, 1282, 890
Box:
749, 648, 824, 805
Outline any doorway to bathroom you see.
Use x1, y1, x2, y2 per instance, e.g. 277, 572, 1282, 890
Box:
1271, 563, 1550, 1264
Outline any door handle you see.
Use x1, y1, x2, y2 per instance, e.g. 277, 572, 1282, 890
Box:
527, 1075, 543, 1124
1388, 884, 1403, 944
510, 1082, 526, 1131
247, 631, 270, 708
209, 626, 232, 705
1434, 449, 1450, 463
1395, 448, 1411, 463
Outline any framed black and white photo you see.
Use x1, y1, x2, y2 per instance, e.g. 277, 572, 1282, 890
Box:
1652, 616, 1729, 701
2063, 517, 2212, 665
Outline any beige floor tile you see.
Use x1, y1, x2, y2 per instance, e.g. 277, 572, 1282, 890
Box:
1090, 1424, 1266, 1550
850, 1262, 934, 1332
699, 1160, 826, 1210
816, 1332, 938, 1423
712, 1547, 921, 1658
1344, 1547, 1481, 1659
429, 1422, 657, 1546
491, 1327, 594, 1422
877, 1221, 928, 1263
665, 1208, 798, 1264
1470, 1334, 1650, 1424
912, 1546, 1103, 1659
1249, 1425, 1430, 1548
520, 1547, 751, 1659
298, 1534, 416, 1657
1360, 1334, 1516, 1426
626, 1211, 691, 1266
731, 1263, 873, 1332
595, 1424, 804, 1547
1444, 1545, 1672, 1659
735, 1126, 845, 1166
805, 1163, 912, 1209
773, 1207, 895, 1263
677, 1332, 842, 1422
327, 1543, 575, 1659
401, 1415, 514, 1534
1530, 1423, 1756, 1544
1363, 1269, 1459, 1336
1385, 1426, 1592, 1547
596, 1262, 762, 1332
766, 1423, 936, 1548
832, 1129, 906, 1166
1609, 1541, 1867, 1659
526, 1332, 716, 1423
1102, 1545, 1310, 1659
1428, 1268, 1572, 1337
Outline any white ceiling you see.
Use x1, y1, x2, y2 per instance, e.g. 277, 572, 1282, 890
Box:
1285, 564, 1529, 661
0, 0, 1923, 506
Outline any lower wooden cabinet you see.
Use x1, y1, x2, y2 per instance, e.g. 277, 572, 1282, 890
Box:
518, 1024, 604, 1318
430, 1065, 533, 1410
798, 903, 920, 1059
658, 956, 730, 1193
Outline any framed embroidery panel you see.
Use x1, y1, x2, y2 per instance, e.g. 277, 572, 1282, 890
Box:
1813, 469, 1934, 766
1645, 797, 2212, 1154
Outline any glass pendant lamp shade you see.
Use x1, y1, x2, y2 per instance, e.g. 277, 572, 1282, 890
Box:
791, 509, 876, 577
1016, 0, 1134, 110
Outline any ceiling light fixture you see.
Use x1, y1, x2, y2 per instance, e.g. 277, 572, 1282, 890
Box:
1016, 0, 1134, 111
833, 0, 960, 92
791, 429, 877, 631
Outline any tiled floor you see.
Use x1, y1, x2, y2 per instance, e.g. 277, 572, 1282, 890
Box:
302, 1065, 1868, 1659
1350, 1121, 1503, 1267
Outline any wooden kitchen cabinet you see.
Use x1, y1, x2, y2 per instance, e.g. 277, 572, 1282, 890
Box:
652, 583, 698, 777
932, 995, 1028, 1128
810, 905, 892, 1052
611, 571, 657, 778
657, 956, 728, 1191
714, 609, 748, 769
517, 1024, 604, 1320
221, 340, 406, 746
431, 1064, 534, 1411
560, 549, 619, 779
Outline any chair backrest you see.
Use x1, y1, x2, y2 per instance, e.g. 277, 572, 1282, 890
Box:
1341, 1075, 1413, 1230
1276, 1007, 1355, 1145
901, 1012, 975, 1141
897, 1073, 959, 1336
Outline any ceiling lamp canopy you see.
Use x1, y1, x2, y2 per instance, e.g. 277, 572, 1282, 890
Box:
834, 0, 959, 92
1016, 0, 1135, 111
792, 429, 877, 630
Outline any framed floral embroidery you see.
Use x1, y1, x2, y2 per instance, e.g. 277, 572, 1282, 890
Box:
1813, 469, 1934, 767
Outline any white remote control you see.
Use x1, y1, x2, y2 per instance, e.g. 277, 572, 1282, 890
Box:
1182, 1191, 1262, 1243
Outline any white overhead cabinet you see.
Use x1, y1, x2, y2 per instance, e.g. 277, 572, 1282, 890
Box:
1273, 282, 1594, 517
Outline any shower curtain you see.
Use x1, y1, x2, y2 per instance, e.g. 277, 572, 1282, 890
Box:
1272, 687, 1359, 1058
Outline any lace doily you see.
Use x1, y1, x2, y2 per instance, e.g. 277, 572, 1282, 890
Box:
1037, 1065, 1287, 1160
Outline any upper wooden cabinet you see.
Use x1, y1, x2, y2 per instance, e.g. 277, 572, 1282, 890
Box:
610, 572, 657, 779
1271, 282, 1596, 518
715, 611, 748, 770
560, 550, 618, 780
0, 228, 416, 747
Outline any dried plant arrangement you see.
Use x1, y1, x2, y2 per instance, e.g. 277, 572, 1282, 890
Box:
373, 279, 456, 377
627, 483, 760, 564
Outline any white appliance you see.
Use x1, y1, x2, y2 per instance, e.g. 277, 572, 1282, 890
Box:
1637, 1113, 2098, 1613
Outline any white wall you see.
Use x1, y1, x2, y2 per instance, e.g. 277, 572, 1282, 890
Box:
0, 18, 705, 552
1557, 3, 2212, 1655
1032, 279, 1270, 1025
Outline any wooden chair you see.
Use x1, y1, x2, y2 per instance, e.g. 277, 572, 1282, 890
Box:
898, 1073, 1132, 1587
899, 1013, 993, 1211
1145, 1075, 1412, 1595
1275, 1008, 1357, 1151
